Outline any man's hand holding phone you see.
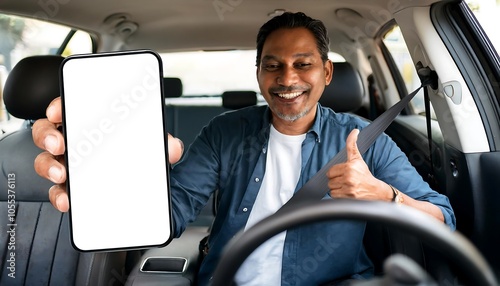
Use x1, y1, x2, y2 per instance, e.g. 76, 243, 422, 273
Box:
32, 51, 184, 251
33, 97, 184, 212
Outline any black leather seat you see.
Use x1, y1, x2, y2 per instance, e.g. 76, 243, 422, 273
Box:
320, 62, 365, 113
163, 77, 183, 98
0, 55, 129, 285
222, 90, 257, 109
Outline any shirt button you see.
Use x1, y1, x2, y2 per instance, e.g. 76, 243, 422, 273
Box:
243, 208, 248, 212
262, 148, 266, 154
254, 177, 260, 182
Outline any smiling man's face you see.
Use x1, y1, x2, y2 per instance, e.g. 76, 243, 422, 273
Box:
257, 27, 333, 128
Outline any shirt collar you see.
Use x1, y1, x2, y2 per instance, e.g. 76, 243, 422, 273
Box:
309, 104, 322, 140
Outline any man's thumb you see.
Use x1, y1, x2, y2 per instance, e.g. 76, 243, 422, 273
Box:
346, 129, 361, 161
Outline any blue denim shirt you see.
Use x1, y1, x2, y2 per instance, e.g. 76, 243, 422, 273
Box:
169, 104, 456, 285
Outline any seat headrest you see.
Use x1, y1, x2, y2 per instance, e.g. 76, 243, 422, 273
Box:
163, 77, 183, 98
222, 91, 257, 109
319, 62, 364, 113
3, 55, 65, 120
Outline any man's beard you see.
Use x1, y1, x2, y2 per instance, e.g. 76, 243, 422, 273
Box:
273, 105, 311, 122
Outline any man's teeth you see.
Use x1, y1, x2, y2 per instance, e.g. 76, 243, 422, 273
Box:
277, 91, 302, 99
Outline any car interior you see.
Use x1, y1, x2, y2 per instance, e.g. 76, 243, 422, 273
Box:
0, 0, 499, 285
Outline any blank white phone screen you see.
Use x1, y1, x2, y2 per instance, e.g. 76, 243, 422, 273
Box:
61, 51, 171, 251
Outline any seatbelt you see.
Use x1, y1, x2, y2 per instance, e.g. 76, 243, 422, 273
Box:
277, 67, 437, 214
423, 86, 440, 191
419, 61, 440, 192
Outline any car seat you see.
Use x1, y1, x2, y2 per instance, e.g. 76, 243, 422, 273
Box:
221, 90, 257, 109
163, 77, 183, 98
320, 62, 365, 114
0, 55, 130, 285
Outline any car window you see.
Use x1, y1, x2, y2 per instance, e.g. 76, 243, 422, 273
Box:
382, 0, 500, 116
0, 13, 92, 133
160, 50, 345, 97
61, 30, 94, 57
467, 0, 500, 51
382, 26, 434, 117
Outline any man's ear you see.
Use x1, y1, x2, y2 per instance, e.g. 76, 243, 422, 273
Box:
324, 60, 334, 85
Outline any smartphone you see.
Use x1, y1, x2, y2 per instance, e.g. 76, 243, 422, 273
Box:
60, 50, 172, 252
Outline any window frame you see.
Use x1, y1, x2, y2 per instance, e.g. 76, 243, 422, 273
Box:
377, 20, 419, 116
432, 1, 500, 151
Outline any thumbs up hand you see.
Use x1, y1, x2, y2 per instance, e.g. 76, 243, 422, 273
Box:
346, 128, 363, 162
327, 129, 393, 201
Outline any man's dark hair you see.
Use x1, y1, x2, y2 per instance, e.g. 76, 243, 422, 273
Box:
256, 12, 330, 66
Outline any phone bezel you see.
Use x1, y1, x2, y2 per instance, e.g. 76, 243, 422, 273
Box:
60, 50, 173, 252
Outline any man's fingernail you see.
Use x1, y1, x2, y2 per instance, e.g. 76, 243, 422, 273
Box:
177, 138, 184, 152
45, 135, 57, 154
55, 194, 63, 210
49, 166, 62, 182
47, 104, 56, 118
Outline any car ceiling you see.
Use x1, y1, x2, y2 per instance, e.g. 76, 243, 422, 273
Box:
0, 0, 443, 53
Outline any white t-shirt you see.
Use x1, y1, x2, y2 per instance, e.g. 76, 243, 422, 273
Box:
235, 125, 306, 285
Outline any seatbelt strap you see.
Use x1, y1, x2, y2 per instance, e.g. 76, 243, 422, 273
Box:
423, 86, 439, 191
277, 69, 436, 214
419, 61, 440, 191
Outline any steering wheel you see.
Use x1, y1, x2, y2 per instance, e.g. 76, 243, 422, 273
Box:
211, 199, 497, 285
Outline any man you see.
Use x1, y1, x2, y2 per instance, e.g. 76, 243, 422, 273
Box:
33, 12, 455, 285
